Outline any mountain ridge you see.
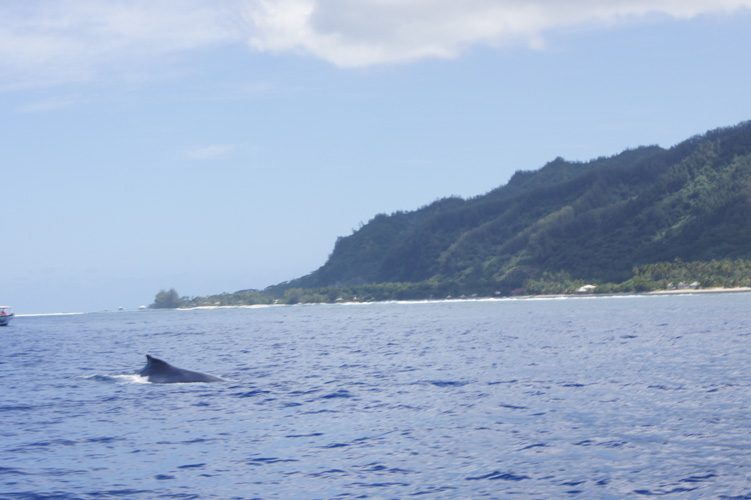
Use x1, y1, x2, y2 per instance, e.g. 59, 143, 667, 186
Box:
270, 120, 750, 296
153, 120, 751, 307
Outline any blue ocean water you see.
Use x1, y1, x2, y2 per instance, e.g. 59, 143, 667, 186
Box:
2, 294, 751, 499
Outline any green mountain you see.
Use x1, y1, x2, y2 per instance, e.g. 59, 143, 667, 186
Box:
275, 120, 751, 295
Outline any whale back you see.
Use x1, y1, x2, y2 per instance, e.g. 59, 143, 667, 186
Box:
139, 355, 223, 383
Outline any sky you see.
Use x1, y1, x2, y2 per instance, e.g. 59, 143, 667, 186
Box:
2, 0, 751, 314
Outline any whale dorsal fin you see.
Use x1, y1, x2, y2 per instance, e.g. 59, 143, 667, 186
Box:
145, 355, 170, 367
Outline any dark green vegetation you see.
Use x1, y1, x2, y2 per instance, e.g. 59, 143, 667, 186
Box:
152, 120, 751, 308
151, 289, 182, 309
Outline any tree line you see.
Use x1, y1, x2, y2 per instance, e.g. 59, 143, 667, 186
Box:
150, 257, 751, 308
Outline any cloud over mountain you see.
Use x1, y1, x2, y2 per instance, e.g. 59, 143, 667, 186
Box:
2, 0, 749, 87
235, 0, 751, 66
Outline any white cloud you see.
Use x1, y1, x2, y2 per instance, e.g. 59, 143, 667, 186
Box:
0, 0, 237, 89
235, 0, 751, 67
185, 144, 233, 160
1, 0, 749, 88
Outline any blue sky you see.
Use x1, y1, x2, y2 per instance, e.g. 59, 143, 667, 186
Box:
2, 0, 751, 314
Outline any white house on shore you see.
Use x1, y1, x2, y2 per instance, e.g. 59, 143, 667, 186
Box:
670, 281, 700, 289
575, 284, 597, 294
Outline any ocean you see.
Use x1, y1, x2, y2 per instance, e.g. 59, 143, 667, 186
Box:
2, 293, 751, 499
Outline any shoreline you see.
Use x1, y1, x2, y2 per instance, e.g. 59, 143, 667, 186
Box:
176, 286, 751, 310
645, 286, 751, 295
519, 286, 751, 300
13, 287, 750, 317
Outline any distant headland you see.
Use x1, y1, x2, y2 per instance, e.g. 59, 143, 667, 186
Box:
152, 120, 751, 309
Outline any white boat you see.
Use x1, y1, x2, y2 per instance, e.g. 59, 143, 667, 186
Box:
0, 306, 14, 326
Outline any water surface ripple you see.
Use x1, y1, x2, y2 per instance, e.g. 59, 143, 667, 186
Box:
2, 294, 751, 498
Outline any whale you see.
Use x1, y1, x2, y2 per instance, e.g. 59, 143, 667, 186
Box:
139, 355, 224, 383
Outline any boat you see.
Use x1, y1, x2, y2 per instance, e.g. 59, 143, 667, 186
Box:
0, 306, 14, 326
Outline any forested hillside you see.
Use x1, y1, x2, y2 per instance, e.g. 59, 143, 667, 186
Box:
155, 120, 751, 307
274, 120, 751, 295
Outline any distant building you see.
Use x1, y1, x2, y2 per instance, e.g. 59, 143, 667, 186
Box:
575, 285, 597, 294
676, 282, 700, 289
